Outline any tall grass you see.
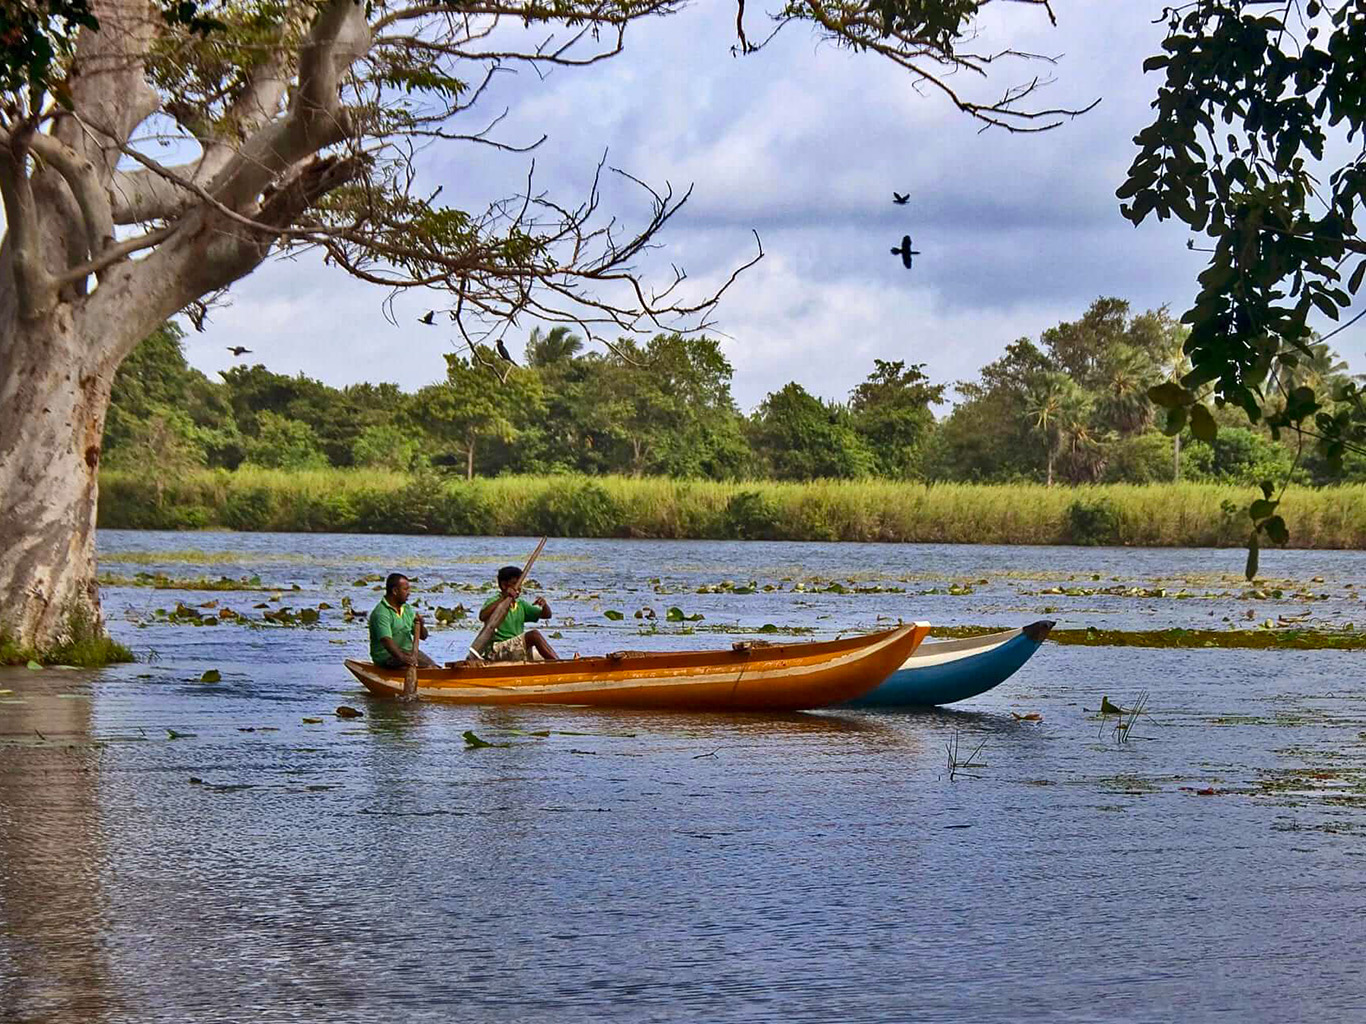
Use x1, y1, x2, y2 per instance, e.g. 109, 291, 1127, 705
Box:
97, 469, 1366, 548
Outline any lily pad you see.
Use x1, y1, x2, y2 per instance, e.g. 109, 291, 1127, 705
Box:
200, 669, 221, 683
604, 610, 624, 621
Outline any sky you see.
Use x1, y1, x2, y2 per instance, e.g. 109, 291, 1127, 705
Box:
140, 2, 1365, 409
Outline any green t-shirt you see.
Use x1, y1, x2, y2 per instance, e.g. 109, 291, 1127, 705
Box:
369, 598, 416, 666
479, 595, 543, 644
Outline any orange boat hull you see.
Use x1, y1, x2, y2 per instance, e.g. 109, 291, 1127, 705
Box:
343, 622, 930, 711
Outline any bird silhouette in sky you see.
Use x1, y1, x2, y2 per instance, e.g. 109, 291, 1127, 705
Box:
495, 339, 518, 366
891, 235, 921, 270
892, 192, 909, 205
418, 310, 436, 325
226, 346, 251, 357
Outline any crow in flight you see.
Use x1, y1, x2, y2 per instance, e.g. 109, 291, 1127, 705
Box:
226, 346, 251, 357
891, 235, 921, 270
418, 310, 436, 325
892, 192, 910, 205
495, 339, 518, 366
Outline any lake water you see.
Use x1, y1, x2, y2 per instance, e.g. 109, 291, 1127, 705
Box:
2, 532, 1365, 1021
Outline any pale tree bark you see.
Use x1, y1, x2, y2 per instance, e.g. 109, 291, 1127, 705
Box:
0, 0, 371, 652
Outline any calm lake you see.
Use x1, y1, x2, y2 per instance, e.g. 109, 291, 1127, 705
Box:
3, 531, 1365, 1022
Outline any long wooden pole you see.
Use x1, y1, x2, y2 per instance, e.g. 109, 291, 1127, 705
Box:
468, 537, 547, 660
402, 621, 420, 700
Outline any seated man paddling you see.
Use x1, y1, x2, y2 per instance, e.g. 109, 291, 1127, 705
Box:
478, 565, 559, 662
369, 573, 438, 669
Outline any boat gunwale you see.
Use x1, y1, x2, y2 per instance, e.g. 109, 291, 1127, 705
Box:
348, 622, 927, 686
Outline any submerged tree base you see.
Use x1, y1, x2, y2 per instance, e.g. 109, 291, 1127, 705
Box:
0, 606, 135, 668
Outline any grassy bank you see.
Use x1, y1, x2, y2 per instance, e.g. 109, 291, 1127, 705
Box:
96, 469, 1366, 548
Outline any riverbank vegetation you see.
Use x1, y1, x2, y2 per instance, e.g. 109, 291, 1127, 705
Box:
105, 298, 1365, 494
97, 470, 1366, 548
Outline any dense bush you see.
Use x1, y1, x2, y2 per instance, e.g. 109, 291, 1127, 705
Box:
222, 486, 279, 531
1066, 496, 1122, 545
527, 479, 619, 537
725, 489, 783, 540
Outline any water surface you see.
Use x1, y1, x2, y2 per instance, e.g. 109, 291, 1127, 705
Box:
2, 533, 1364, 1021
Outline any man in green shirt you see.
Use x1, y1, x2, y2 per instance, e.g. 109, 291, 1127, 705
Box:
478, 565, 559, 662
369, 573, 436, 668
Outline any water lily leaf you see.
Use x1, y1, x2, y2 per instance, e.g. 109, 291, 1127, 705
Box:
299, 608, 320, 624
666, 606, 685, 621
1099, 696, 1128, 715
463, 730, 493, 748
604, 610, 624, 621
26, 660, 42, 670
200, 669, 221, 683
302, 717, 323, 724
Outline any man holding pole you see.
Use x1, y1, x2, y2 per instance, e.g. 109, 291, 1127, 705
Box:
369, 573, 437, 669
477, 565, 560, 662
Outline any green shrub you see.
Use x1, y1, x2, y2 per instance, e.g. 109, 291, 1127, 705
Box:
174, 504, 212, 529
436, 485, 493, 535
291, 493, 358, 532
222, 486, 278, 531
528, 479, 618, 537
352, 481, 444, 533
725, 489, 783, 540
1066, 496, 1122, 545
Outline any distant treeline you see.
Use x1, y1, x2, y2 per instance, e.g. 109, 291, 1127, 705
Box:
102, 297, 1364, 488
97, 470, 1366, 548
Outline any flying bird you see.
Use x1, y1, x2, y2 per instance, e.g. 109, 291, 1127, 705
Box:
418, 310, 436, 325
495, 339, 518, 366
892, 192, 910, 205
226, 346, 251, 357
891, 235, 921, 270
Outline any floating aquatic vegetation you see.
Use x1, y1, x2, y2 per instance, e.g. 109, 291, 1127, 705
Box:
100, 572, 268, 591
928, 625, 1366, 651
199, 669, 221, 683
604, 610, 624, 621
666, 607, 704, 622
335, 706, 363, 719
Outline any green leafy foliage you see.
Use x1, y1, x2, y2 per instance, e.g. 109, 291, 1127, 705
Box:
1122, 0, 1366, 548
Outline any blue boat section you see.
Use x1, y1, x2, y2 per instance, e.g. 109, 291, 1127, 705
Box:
845, 625, 1049, 708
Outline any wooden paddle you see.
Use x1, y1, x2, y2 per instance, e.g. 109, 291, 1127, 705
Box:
401, 618, 420, 700
468, 536, 548, 659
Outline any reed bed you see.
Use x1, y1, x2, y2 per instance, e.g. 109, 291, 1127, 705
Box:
97, 470, 1366, 548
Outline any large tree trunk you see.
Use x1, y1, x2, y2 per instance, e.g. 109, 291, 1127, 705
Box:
0, 311, 113, 650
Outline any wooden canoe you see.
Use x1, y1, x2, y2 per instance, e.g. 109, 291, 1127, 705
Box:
344, 622, 930, 711
844, 620, 1054, 708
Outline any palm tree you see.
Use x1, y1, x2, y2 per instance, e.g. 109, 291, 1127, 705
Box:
525, 326, 584, 367
1026, 372, 1091, 486
1096, 344, 1158, 436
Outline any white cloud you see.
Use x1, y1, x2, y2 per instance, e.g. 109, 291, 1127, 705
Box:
123, 1, 1362, 395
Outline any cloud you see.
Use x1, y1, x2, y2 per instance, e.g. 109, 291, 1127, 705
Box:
160, 1, 1362, 399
